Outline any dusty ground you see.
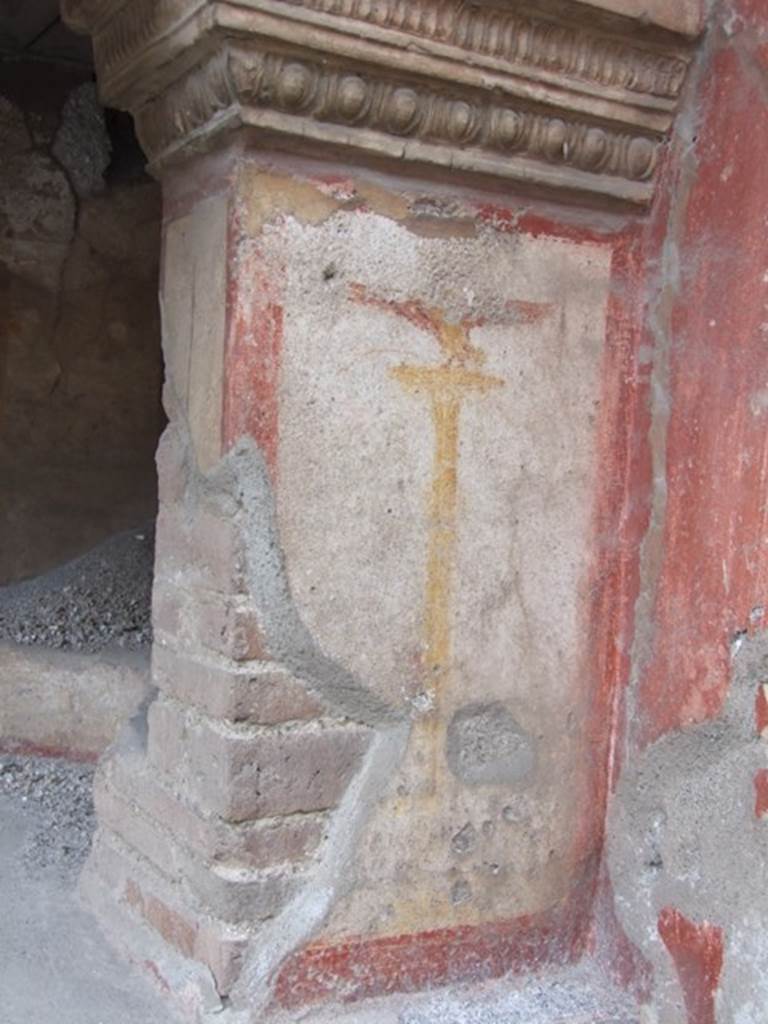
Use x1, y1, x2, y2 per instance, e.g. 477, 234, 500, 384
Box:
293, 965, 640, 1024
0, 755, 96, 876
0, 753, 638, 1024
0, 754, 172, 1024
0, 527, 154, 651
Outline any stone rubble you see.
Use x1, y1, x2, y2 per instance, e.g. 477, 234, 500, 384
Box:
0, 527, 154, 652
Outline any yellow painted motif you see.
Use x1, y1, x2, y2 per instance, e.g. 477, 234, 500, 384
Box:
350, 285, 509, 792
389, 307, 504, 787
391, 363, 503, 706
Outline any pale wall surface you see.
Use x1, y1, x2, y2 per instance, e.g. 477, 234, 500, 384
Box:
269, 210, 612, 935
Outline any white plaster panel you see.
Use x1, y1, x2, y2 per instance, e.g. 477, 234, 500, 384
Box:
273, 212, 611, 713
262, 207, 613, 933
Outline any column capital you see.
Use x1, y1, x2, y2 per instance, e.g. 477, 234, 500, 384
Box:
62, 0, 703, 204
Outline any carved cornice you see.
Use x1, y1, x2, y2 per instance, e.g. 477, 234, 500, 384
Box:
62, 0, 701, 205
265, 1, 689, 99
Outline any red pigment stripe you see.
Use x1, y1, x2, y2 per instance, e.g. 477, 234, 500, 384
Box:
755, 684, 768, 737
754, 769, 768, 818
273, 881, 593, 1010
658, 908, 724, 1024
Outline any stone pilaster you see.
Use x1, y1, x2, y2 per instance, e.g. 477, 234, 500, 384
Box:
62, 1, 703, 1018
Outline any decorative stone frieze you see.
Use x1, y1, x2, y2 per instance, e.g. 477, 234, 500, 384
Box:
62, 0, 700, 204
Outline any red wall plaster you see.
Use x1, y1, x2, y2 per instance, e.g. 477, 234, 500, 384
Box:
658, 908, 724, 1024
636, 11, 768, 746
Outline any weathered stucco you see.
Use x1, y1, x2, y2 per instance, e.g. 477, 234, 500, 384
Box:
610, 634, 768, 1024
263, 200, 612, 938
604, 3, 768, 1022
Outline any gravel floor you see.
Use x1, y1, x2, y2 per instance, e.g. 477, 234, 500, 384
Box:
297, 965, 641, 1024
396, 967, 641, 1024
0, 756, 640, 1024
0, 754, 96, 879
0, 754, 173, 1024
0, 526, 154, 652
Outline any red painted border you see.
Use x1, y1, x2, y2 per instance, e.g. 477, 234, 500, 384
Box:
658, 908, 724, 1024
274, 858, 596, 1009
754, 769, 768, 818
222, 209, 284, 478
756, 685, 768, 737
